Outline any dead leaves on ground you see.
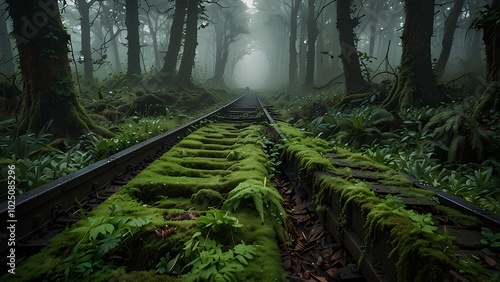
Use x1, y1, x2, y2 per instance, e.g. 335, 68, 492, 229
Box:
155, 225, 177, 239
275, 178, 356, 281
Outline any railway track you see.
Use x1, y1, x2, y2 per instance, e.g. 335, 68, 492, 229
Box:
0, 93, 263, 245
1, 92, 499, 281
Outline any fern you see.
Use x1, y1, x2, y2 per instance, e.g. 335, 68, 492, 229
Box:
424, 108, 492, 162
223, 180, 286, 224
62, 208, 151, 280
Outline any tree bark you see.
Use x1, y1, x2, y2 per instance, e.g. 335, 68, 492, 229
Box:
7, 0, 111, 140
337, 0, 367, 93
434, 0, 465, 80
176, 0, 198, 88
0, 9, 15, 76
125, 0, 141, 79
298, 7, 307, 82
382, 0, 442, 111
211, 7, 227, 86
471, 0, 500, 121
367, 1, 384, 57
303, 0, 318, 89
465, 1, 484, 72
146, 15, 161, 71
76, 0, 95, 83
159, 0, 186, 83
101, 5, 122, 72
288, 0, 301, 89
316, 13, 328, 83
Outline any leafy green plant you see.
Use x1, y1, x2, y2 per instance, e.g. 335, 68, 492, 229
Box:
61, 210, 151, 280
196, 209, 243, 245
259, 136, 284, 177
466, 168, 494, 196
0, 120, 54, 159
183, 233, 255, 282
480, 228, 500, 256
424, 108, 492, 162
156, 251, 182, 275
157, 231, 256, 282
95, 115, 185, 158
406, 210, 437, 235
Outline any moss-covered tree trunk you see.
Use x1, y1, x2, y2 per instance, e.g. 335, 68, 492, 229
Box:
471, 0, 500, 121
337, 0, 368, 94
382, 0, 442, 111
176, 0, 198, 88
125, 0, 141, 79
159, 0, 186, 84
7, 0, 111, 140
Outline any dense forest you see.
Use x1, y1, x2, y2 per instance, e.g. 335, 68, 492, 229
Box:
0, 0, 499, 213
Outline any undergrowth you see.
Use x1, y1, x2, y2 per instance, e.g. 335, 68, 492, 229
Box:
281, 95, 500, 214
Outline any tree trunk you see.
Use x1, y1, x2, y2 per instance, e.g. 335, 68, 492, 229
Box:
298, 7, 307, 82
176, 0, 198, 88
7, 0, 111, 140
316, 15, 328, 83
471, 0, 500, 121
212, 41, 229, 86
125, 0, 141, 79
160, 0, 186, 83
337, 0, 367, 93
77, 0, 94, 83
303, 0, 318, 89
367, 0, 383, 58
382, 0, 442, 111
146, 15, 161, 71
101, 6, 122, 72
465, 1, 484, 72
0, 9, 15, 76
434, 0, 465, 80
211, 9, 226, 86
288, 0, 301, 89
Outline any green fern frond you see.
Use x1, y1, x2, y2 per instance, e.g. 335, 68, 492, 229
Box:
223, 180, 285, 225
253, 192, 265, 222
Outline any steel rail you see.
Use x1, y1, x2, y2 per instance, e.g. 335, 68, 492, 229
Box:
0, 93, 256, 252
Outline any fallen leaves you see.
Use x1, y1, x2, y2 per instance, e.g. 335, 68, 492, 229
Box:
276, 178, 357, 281
155, 225, 177, 239
167, 211, 201, 221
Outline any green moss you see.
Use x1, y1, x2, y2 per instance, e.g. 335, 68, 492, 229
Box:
231, 209, 288, 282
6, 121, 282, 281
284, 142, 334, 174
278, 121, 493, 281
191, 189, 223, 209
433, 205, 481, 228
153, 197, 192, 209
346, 153, 394, 171
115, 123, 269, 202
276, 121, 314, 139
106, 269, 181, 282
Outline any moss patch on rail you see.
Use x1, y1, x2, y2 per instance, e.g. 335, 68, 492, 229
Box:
121, 123, 269, 202
276, 121, 490, 282
4, 123, 287, 282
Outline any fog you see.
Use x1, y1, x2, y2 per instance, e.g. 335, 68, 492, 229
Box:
0, 0, 487, 92
233, 50, 270, 89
